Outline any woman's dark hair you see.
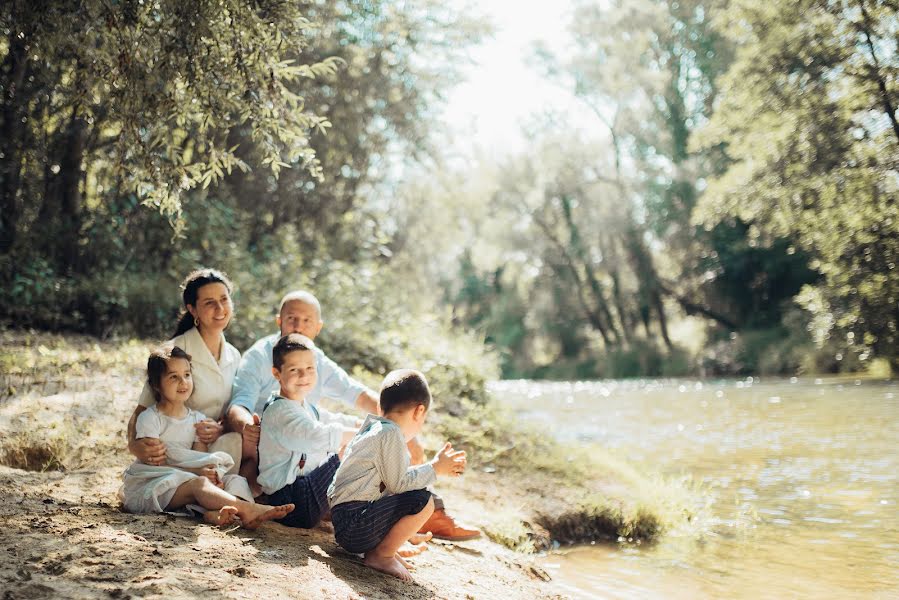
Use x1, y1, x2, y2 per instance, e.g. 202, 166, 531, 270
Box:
147, 345, 192, 403
173, 268, 234, 337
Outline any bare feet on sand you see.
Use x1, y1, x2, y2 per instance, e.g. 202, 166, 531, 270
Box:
395, 553, 413, 569
204, 506, 239, 527
409, 531, 432, 545
363, 554, 412, 582
397, 541, 428, 557
241, 503, 294, 529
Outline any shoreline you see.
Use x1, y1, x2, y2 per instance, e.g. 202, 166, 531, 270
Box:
0, 329, 702, 598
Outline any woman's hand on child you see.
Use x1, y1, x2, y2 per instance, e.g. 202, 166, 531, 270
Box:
195, 419, 224, 444
132, 437, 167, 465
431, 442, 467, 477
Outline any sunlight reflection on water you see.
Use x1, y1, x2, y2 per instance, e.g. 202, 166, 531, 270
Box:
489, 378, 899, 599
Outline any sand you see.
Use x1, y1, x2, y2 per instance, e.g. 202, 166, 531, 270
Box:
0, 335, 566, 600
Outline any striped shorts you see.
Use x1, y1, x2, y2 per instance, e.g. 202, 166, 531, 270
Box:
263, 454, 340, 529
331, 489, 433, 554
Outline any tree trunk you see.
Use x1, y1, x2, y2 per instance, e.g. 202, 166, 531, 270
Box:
653, 289, 673, 350
559, 194, 623, 344
658, 280, 739, 330
0, 35, 31, 252
41, 108, 87, 271
531, 212, 615, 347
622, 223, 674, 348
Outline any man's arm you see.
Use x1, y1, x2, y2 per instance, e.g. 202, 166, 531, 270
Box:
354, 389, 380, 414
229, 344, 269, 416
226, 342, 269, 441
318, 352, 423, 463
226, 404, 259, 445
127, 405, 167, 465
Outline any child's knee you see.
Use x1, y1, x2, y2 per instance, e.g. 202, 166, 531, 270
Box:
188, 476, 212, 494
419, 495, 435, 518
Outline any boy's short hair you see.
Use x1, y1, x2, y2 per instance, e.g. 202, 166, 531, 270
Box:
272, 333, 315, 369
147, 344, 192, 402
379, 369, 431, 414
279, 290, 323, 320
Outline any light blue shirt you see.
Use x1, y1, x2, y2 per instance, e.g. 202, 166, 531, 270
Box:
257, 393, 359, 495
328, 414, 436, 506
228, 333, 368, 416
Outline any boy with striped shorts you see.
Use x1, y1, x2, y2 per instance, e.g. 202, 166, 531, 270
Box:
328, 369, 467, 581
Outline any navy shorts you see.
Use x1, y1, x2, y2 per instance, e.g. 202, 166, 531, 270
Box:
331, 489, 433, 554
263, 454, 340, 529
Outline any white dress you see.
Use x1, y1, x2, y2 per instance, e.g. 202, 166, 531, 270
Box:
136, 327, 243, 471
120, 405, 252, 514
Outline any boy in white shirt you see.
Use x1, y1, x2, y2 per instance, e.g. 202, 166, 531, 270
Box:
328, 369, 467, 581
256, 333, 360, 528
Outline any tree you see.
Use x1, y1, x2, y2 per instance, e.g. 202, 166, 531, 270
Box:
0, 0, 491, 343
540, 0, 815, 336
694, 0, 899, 369
224, 0, 490, 262
0, 0, 338, 267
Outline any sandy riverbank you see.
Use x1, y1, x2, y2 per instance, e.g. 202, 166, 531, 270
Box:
0, 331, 566, 599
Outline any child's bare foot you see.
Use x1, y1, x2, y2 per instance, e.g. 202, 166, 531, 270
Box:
204, 506, 239, 527
241, 503, 294, 529
397, 541, 427, 558
395, 553, 415, 569
409, 531, 432, 545
363, 554, 412, 582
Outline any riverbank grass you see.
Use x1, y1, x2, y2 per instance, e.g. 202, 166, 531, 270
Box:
435, 399, 703, 549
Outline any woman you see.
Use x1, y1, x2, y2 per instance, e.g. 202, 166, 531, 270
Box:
127, 268, 244, 472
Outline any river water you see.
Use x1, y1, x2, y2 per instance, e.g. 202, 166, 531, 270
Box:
489, 377, 899, 599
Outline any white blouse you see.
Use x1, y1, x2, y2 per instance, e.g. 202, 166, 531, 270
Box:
137, 327, 240, 421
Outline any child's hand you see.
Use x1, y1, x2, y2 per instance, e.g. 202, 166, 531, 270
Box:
241, 414, 261, 445
195, 419, 224, 444
200, 464, 223, 488
431, 442, 466, 477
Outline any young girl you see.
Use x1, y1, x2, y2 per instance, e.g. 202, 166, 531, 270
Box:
121, 344, 293, 528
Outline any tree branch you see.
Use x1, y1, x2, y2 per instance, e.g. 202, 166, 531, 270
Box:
857, 0, 899, 145
657, 280, 738, 330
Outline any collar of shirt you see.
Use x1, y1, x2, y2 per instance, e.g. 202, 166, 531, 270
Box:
264, 392, 320, 421
184, 326, 237, 372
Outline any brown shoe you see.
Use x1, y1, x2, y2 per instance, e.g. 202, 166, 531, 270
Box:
418, 509, 481, 541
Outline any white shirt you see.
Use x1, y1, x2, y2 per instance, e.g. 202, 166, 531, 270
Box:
257, 393, 358, 495
135, 405, 206, 450
137, 327, 240, 421
328, 415, 436, 507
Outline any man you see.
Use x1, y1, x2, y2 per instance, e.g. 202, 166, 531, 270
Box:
227, 290, 480, 541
